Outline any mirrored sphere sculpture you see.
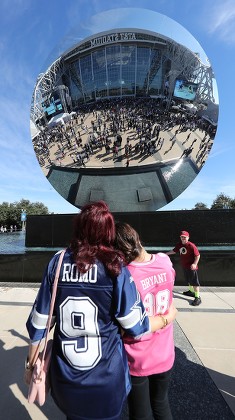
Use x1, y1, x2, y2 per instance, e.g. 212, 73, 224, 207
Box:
30, 9, 219, 211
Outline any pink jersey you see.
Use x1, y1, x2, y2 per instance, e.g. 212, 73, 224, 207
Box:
123, 253, 175, 376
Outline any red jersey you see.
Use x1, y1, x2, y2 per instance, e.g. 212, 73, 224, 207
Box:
173, 241, 200, 269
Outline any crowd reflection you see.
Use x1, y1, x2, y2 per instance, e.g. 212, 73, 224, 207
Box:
33, 97, 216, 175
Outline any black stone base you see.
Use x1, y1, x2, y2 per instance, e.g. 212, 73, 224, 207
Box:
1, 249, 235, 286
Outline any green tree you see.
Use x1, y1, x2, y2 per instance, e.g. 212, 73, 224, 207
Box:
230, 198, 235, 209
0, 202, 10, 226
210, 193, 233, 209
193, 202, 209, 210
0, 199, 49, 229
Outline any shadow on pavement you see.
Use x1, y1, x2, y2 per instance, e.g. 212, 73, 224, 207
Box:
1, 326, 234, 419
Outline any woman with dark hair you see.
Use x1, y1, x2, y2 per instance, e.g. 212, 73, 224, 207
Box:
115, 222, 177, 420
24, 201, 174, 420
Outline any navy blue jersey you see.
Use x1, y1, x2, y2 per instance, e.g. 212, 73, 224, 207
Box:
26, 249, 150, 419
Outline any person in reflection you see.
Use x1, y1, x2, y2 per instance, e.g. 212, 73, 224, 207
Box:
24, 201, 177, 420
115, 222, 177, 420
166, 231, 201, 306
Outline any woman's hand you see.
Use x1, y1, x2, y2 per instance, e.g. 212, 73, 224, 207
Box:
149, 301, 178, 332
24, 342, 39, 385
165, 302, 178, 324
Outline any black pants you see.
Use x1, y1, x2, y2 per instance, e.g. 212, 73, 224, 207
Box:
128, 368, 173, 420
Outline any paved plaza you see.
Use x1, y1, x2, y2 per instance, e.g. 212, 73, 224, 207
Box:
0, 284, 234, 419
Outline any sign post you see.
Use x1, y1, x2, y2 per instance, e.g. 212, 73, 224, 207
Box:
21, 210, 27, 231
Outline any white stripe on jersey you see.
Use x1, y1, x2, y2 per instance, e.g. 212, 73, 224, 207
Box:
116, 291, 147, 329
31, 308, 56, 329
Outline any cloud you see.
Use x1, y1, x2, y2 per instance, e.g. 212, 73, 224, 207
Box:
206, 0, 235, 44
0, 0, 32, 23
207, 143, 234, 159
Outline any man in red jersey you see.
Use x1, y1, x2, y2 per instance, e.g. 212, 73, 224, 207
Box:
166, 231, 201, 306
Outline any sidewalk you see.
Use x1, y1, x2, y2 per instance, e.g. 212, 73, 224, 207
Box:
171, 286, 235, 419
0, 284, 234, 419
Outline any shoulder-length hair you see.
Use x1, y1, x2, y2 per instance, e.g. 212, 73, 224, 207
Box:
70, 201, 123, 277
115, 222, 142, 264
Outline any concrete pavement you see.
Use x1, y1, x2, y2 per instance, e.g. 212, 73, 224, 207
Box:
0, 284, 234, 419
171, 286, 235, 419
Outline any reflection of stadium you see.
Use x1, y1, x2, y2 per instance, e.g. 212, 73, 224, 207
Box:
30, 28, 218, 211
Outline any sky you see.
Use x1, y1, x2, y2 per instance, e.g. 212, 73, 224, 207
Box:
0, 0, 235, 214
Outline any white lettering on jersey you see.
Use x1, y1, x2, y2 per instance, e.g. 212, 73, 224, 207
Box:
144, 289, 170, 315
61, 264, 98, 283
60, 296, 102, 370
140, 272, 167, 290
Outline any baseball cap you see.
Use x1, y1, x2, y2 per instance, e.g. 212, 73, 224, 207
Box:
180, 231, 189, 237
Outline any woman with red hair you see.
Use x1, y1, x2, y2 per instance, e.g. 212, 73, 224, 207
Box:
24, 201, 175, 420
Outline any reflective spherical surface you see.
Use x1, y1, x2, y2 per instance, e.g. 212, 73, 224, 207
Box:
30, 9, 219, 211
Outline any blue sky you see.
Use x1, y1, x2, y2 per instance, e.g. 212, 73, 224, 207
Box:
0, 0, 234, 214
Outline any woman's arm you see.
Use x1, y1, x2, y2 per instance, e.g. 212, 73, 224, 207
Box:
24, 342, 40, 385
149, 302, 178, 332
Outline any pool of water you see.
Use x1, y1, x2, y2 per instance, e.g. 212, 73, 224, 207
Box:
146, 246, 235, 251
1, 232, 235, 254
0, 232, 27, 254
0, 232, 59, 254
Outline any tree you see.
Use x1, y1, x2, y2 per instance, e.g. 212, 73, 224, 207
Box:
0, 199, 49, 229
210, 193, 233, 209
0, 202, 10, 226
192, 202, 209, 210
230, 198, 235, 209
